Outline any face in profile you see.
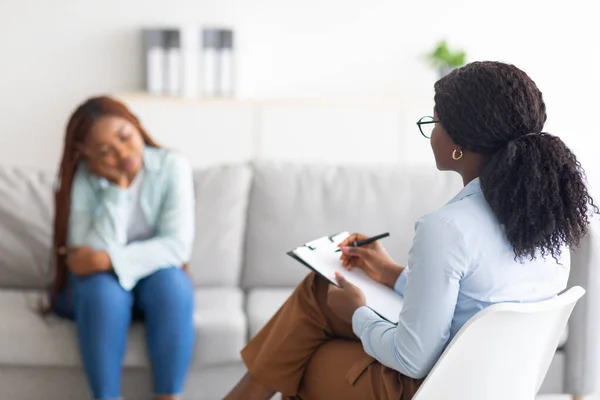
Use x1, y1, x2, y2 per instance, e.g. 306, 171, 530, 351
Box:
80, 115, 145, 175
430, 110, 458, 171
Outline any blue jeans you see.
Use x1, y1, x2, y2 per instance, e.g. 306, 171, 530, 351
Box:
55, 267, 195, 400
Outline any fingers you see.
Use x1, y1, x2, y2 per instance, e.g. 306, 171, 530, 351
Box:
337, 235, 356, 248
344, 258, 358, 270
87, 161, 122, 183
58, 246, 80, 255
343, 258, 353, 270
334, 271, 347, 287
340, 246, 371, 260
338, 233, 368, 248
327, 283, 340, 295
339, 252, 356, 269
339, 252, 349, 266
340, 247, 369, 270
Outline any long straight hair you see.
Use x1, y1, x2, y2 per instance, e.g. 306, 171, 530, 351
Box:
50, 96, 160, 309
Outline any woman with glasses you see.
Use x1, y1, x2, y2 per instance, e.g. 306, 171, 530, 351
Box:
224, 61, 596, 400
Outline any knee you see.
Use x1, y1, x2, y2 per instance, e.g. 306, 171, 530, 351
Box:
141, 268, 193, 310
74, 273, 131, 314
300, 271, 324, 295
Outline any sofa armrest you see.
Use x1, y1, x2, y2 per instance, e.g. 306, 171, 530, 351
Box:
565, 217, 600, 395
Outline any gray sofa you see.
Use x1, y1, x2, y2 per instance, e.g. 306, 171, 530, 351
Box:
0, 162, 597, 400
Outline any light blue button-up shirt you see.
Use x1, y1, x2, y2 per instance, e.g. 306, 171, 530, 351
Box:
68, 146, 195, 290
352, 178, 570, 379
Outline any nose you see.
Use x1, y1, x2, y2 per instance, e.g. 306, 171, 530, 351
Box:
113, 143, 130, 161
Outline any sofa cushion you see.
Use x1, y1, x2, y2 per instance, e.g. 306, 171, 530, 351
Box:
246, 288, 294, 338
188, 164, 253, 287
192, 288, 246, 365
0, 167, 55, 289
242, 162, 463, 288
0, 288, 245, 368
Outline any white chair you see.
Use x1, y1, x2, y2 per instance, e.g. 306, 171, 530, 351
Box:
413, 286, 586, 400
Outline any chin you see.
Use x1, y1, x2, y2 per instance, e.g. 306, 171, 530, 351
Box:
131, 161, 143, 174
434, 160, 450, 171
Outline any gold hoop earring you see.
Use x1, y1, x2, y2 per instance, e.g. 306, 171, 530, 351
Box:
452, 149, 463, 160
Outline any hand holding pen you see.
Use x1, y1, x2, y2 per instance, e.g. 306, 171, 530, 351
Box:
337, 232, 403, 288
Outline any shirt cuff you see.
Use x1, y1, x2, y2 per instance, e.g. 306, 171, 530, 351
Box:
393, 267, 409, 296
352, 305, 380, 337
106, 244, 136, 291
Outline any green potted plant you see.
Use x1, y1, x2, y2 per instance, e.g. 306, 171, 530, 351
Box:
426, 40, 467, 78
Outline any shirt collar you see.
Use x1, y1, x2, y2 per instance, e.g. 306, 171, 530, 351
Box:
447, 177, 482, 205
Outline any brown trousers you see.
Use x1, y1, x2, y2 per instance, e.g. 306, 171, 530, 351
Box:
241, 272, 423, 400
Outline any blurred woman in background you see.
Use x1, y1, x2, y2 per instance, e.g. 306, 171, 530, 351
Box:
51, 96, 196, 400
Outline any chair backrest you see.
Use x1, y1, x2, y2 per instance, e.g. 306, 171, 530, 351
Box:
413, 286, 585, 400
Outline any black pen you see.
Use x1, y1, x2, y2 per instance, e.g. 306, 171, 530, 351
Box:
335, 232, 390, 252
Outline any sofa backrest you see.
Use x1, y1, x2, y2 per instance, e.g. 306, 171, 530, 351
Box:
188, 165, 252, 286
0, 166, 55, 289
241, 162, 463, 289
0, 162, 464, 290
0, 163, 253, 290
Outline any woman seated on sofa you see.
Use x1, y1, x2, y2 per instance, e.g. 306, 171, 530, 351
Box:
50, 96, 195, 400
225, 61, 597, 400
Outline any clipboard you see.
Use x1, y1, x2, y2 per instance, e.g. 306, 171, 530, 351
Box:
287, 232, 403, 324
287, 232, 349, 287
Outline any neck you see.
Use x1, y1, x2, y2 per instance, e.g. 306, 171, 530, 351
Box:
459, 154, 483, 186
461, 172, 479, 187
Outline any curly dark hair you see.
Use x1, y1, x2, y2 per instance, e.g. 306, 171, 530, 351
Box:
434, 61, 597, 261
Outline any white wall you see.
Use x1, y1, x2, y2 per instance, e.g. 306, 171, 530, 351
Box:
0, 0, 598, 190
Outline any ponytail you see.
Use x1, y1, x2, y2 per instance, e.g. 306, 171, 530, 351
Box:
480, 133, 596, 261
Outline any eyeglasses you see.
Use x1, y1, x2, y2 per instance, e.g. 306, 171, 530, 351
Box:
416, 116, 439, 139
